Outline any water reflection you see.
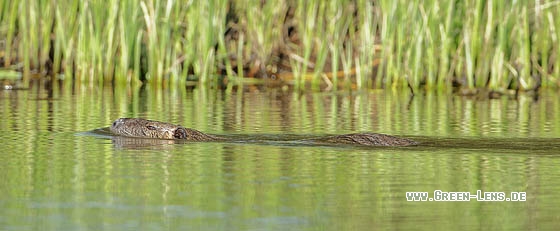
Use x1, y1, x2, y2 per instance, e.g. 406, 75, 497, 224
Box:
1, 83, 559, 230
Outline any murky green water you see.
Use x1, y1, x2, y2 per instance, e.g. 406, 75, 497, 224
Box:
1, 82, 559, 230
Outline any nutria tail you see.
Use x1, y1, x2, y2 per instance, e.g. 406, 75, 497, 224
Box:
110, 118, 221, 141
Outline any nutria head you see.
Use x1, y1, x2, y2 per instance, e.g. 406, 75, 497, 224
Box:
110, 118, 220, 141
110, 118, 189, 139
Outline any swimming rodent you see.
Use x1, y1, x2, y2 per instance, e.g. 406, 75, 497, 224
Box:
109, 118, 418, 146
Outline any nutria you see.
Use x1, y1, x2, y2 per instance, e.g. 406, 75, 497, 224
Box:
110, 118, 417, 146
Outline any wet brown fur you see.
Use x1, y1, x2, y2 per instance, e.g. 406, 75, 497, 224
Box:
110, 118, 417, 146
311, 133, 417, 146
111, 118, 221, 141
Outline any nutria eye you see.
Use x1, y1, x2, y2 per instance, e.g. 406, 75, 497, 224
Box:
174, 128, 187, 139
146, 125, 156, 130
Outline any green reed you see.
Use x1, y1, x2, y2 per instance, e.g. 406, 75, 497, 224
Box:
325, 0, 349, 90
235, 0, 285, 78
0, 0, 559, 91
0, 0, 18, 69
292, 0, 317, 88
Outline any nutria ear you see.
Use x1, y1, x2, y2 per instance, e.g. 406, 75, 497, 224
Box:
174, 128, 187, 139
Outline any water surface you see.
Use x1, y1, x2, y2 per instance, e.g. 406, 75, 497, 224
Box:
1, 83, 559, 230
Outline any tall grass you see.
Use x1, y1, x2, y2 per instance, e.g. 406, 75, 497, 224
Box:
0, 0, 559, 91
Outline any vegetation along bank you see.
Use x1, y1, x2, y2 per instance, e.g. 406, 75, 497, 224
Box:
0, 0, 559, 92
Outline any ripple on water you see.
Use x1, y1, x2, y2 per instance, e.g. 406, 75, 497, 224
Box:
2, 87, 560, 230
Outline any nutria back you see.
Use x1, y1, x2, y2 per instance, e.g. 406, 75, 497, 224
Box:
110, 118, 220, 141
313, 133, 418, 146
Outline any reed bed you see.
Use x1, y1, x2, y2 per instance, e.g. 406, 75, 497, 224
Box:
0, 0, 558, 91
